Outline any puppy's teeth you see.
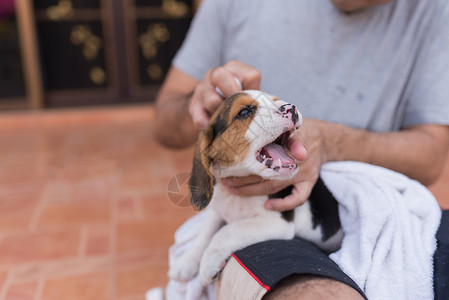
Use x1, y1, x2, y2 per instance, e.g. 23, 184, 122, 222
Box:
289, 131, 295, 138
257, 155, 264, 163
265, 159, 273, 168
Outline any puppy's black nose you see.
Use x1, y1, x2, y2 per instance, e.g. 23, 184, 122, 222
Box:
278, 104, 299, 125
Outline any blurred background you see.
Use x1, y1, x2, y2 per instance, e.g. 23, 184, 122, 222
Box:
0, 1, 448, 300
0, 0, 199, 109
0, 0, 199, 299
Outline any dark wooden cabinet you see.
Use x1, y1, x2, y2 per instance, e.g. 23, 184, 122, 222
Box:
33, 0, 118, 107
0, 1, 28, 109
0, 0, 194, 109
124, 0, 193, 102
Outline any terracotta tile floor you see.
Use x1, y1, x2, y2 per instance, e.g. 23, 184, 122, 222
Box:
0, 104, 447, 300
0, 105, 195, 300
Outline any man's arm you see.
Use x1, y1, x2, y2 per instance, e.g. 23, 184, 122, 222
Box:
227, 119, 449, 211
153, 67, 200, 149
315, 120, 449, 186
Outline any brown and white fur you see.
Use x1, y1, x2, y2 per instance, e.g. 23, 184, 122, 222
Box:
168, 90, 343, 286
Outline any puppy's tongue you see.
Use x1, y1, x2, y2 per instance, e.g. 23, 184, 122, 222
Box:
261, 143, 295, 164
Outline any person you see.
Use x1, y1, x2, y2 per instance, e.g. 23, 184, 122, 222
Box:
153, 0, 449, 299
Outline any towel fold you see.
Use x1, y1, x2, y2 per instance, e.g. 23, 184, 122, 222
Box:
322, 162, 441, 300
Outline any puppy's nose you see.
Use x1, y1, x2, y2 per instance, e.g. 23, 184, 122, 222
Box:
278, 104, 300, 125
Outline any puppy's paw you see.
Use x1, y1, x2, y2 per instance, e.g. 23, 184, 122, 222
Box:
168, 256, 200, 281
199, 250, 228, 286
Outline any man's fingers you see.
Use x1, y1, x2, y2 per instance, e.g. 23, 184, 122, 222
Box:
230, 178, 293, 197
189, 71, 224, 129
188, 61, 263, 131
211, 67, 242, 98
265, 181, 314, 211
202, 90, 224, 115
189, 96, 209, 130
224, 61, 261, 90
228, 181, 269, 196
290, 139, 308, 161
222, 175, 263, 188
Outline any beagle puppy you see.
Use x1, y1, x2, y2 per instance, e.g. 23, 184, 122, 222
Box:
168, 90, 343, 285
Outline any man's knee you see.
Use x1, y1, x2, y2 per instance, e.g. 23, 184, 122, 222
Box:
262, 274, 365, 300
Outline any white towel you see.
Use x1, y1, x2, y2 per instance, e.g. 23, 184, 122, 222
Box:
322, 162, 441, 300
148, 162, 441, 300
146, 211, 215, 300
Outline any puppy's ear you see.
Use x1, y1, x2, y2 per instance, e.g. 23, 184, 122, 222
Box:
189, 131, 214, 210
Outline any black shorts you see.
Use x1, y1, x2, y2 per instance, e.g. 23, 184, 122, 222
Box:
231, 238, 367, 299
221, 210, 449, 300
434, 210, 449, 299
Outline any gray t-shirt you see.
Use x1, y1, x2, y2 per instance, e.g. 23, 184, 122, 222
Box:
173, 0, 449, 132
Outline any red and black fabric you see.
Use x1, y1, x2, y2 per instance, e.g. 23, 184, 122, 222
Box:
232, 238, 368, 299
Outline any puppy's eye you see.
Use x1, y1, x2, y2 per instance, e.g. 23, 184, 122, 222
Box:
236, 106, 256, 120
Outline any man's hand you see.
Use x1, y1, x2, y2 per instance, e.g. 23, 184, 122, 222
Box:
189, 60, 261, 130
223, 119, 326, 212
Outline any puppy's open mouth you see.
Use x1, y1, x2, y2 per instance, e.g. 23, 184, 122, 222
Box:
256, 129, 297, 172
